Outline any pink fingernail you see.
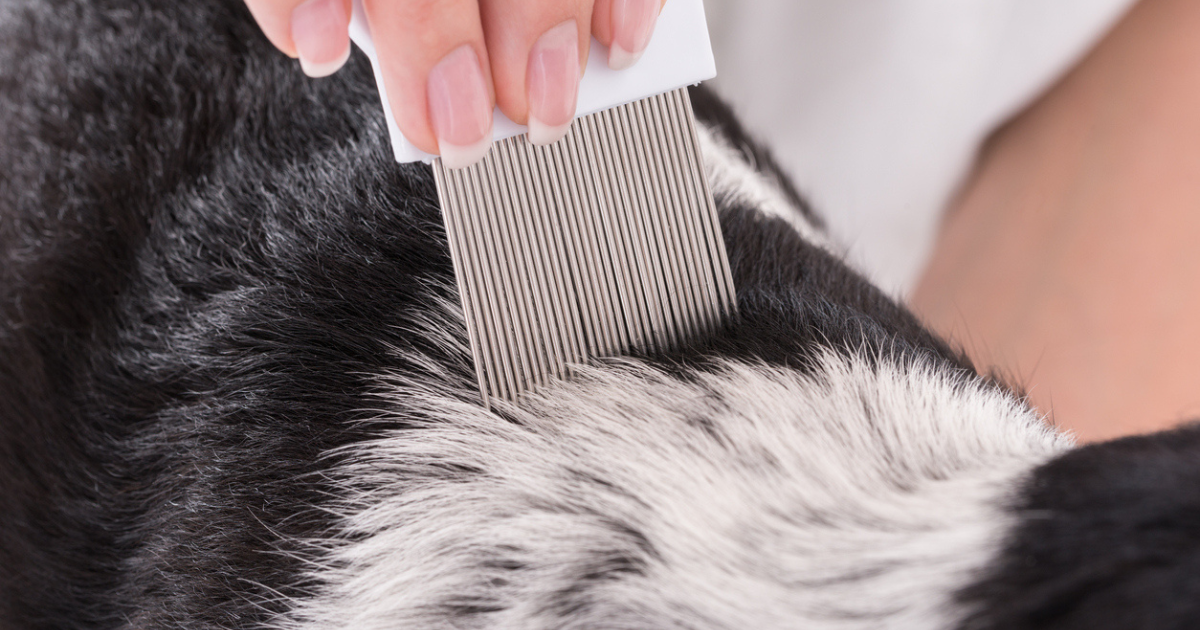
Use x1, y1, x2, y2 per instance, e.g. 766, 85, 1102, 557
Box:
291, 0, 351, 78
527, 20, 580, 146
428, 45, 494, 169
609, 0, 660, 70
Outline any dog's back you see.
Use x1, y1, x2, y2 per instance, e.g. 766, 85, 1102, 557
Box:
3, 2, 1200, 629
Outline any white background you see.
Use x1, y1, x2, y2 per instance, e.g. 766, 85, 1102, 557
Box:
702, 0, 1137, 296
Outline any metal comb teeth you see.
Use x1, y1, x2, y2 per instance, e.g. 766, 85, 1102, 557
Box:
432, 87, 737, 407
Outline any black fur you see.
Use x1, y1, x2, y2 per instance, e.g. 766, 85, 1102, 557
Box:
959, 426, 1200, 630
0, 2, 445, 625
4, 1, 1200, 629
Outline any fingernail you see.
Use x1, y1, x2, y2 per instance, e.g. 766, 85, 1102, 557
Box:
609, 0, 659, 70
428, 44, 494, 169
527, 20, 580, 146
291, 0, 351, 78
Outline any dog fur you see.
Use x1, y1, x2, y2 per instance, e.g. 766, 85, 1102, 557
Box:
3, 1, 1200, 629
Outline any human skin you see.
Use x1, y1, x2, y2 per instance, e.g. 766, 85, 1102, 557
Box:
243, 0, 666, 167
912, 0, 1200, 442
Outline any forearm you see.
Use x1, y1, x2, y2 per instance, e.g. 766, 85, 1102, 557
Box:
912, 0, 1200, 441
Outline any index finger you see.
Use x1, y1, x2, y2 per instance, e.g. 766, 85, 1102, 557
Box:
363, 0, 495, 167
244, 0, 353, 77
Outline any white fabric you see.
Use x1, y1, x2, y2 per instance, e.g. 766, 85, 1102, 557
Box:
704, 0, 1137, 295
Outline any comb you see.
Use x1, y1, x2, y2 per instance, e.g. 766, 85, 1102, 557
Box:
349, 0, 736, 406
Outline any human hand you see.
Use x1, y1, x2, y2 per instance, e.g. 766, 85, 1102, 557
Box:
244, 0, 666, 167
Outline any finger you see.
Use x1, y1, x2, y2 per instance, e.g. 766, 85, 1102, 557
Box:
591, 0, 666, 70
244, 0, 352, 77
478, 0, 593, 145
364, 0, 494, 167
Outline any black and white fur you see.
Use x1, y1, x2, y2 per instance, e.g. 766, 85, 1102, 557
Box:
3, 2, 1200, 629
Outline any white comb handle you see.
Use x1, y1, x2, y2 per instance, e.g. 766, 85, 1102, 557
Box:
347, 0, 716, 164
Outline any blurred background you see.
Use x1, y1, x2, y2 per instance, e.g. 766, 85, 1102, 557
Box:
701, 0, 1134, 296
694, 0, 1200, 443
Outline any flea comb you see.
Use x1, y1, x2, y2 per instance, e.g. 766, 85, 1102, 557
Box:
349, 0, 736, 406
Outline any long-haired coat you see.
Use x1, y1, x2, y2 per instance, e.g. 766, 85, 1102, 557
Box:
3, 2, 1199, 628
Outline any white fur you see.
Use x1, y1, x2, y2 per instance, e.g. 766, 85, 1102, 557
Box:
277, 122, 1072, 629
284, 344, 1070, 629
696, 123, 828, 244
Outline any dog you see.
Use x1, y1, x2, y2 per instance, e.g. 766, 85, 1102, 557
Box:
3, 1, 1200, 628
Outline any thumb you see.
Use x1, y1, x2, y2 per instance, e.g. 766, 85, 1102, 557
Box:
244, 0, 353, 77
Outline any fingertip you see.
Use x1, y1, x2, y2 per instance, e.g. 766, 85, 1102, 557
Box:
525, 19, 581, 143
299, 43, 351, 77
291, 0, 352, 77
244, 0, 299, 57
605, 0, 659, 70
438, 129, 494, 170
527, 117, 572, 147
428, 44, 495, 167
360, 0, 493, 161
607, 42, 643, 71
